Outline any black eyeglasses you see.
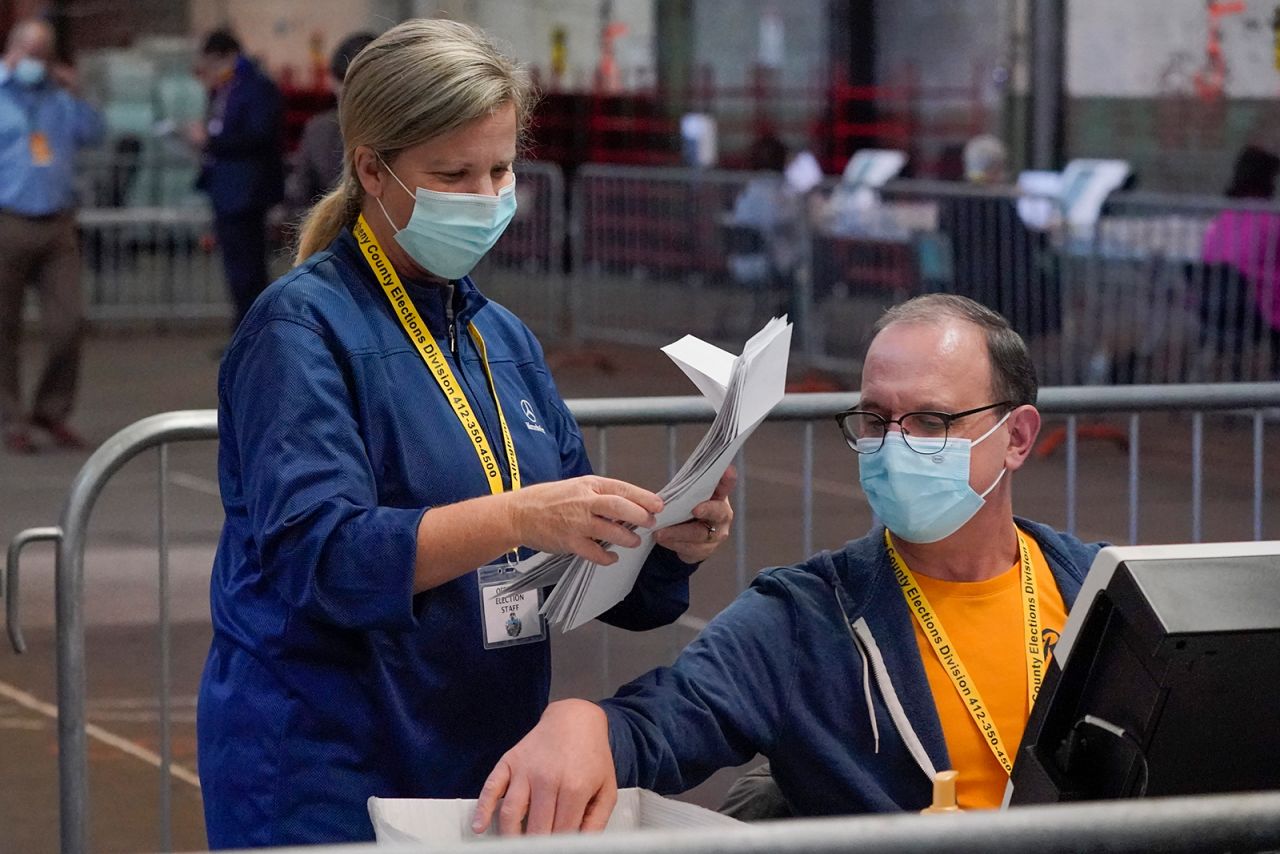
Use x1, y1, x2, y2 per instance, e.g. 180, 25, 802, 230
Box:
835, 401, 1014, 455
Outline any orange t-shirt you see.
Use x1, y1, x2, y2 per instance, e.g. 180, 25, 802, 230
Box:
908, 534, 1068, 809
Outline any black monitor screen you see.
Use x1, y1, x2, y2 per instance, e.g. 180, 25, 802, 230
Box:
1009, 551, 1280, 804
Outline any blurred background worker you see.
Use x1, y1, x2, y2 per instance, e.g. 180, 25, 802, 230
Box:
0, 17, 102, 454
936, 134, 1061, 349
284, 31, 377, 218
1199, 144, 1280, 378
189, 28, 284, 331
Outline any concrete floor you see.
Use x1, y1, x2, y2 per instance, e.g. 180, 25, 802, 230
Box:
1, 326, 1276, 853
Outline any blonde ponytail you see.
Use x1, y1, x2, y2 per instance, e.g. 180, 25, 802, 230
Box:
290, 19, 534, 265
294, 173, 362, 264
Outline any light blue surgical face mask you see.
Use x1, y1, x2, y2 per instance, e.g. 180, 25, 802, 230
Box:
376, 160, 517, 280
13, 58, 46, 86
857, 412, 1010, 544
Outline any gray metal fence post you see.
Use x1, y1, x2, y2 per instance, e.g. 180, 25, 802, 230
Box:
802, 422, 815, 558
1064, 415, 1078, 536
1127, 414, 1140, 545
5, 526, 62, 654
50, 410, 218, 854
733, 449, 748, 591
566, 168, 587, 345
158, 443, 173, 852
544, 163, 568, 334
1254, 411, 1265, 541
1191, 412, 1204, 543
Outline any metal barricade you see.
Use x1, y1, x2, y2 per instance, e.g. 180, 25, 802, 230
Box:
566, 166, 1280, 387
5, 385, 1280, 853
472, 161, 568, 335
79, 206, 229, 323
569, 164, 792, 350
1079, 191, 1280, 386
564, 166, 1068, 375
67, 158, 1280, 385
817, 179, 1066, 377
68, 160, 566, 329
812, 180, 1280, 387
75, 150, 204, 210
230, 790, 1280, 854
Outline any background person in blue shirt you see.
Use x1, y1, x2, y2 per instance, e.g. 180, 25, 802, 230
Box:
196, 19, 734, 848
0, 17, 103, 454
188, 29, 284, 332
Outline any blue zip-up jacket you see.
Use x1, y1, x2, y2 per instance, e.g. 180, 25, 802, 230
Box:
603, 519, 1101, 815
197, 229, 698, 848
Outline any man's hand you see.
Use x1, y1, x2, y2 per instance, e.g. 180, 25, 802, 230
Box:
472, 699, 617, 836
651, 466, 735, 564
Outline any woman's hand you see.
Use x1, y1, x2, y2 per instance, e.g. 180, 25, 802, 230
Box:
472, 699, 616, 835
651, 466, 736, 564
507, 476, 662, 565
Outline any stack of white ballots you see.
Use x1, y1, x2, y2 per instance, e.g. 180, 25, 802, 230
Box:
502, 317, 792, 631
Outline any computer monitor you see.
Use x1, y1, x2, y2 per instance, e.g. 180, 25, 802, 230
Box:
1006, 542, 1280, 805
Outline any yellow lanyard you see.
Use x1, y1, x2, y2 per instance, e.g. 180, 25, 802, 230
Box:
353, 214, 520, 497
887, 529, 1044, 775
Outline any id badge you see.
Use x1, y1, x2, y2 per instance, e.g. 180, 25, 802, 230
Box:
29, 132, 52, 166
478, 562, 546, 650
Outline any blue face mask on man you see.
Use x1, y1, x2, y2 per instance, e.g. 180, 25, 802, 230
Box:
857, 412, 1010, 544
376, 158, 517, 280
12, 57, 46, 86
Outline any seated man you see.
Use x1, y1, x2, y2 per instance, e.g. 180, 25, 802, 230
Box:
473, 294, 1102, 834
936, 135, 1061, 346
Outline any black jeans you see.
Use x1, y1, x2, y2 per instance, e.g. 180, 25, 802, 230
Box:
214, 208, 271, 330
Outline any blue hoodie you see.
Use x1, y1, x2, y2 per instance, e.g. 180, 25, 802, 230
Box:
603, 519, 1101, 815
198, 229, 698, 848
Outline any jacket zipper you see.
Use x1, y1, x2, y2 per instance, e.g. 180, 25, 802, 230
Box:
447, 296, 512, 492
446, 284, 458, 357
833, 587, 938, 782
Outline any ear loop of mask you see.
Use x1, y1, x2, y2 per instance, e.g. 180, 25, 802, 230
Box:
973, 410, 1013, 499
972, 411, 1012, 447
373, 153, 413, 234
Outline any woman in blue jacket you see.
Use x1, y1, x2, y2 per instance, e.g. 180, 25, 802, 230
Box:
196, 20, 733, 848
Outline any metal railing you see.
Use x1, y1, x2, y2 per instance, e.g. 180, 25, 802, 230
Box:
64, 158, 1280, 387
79, 206, 229, 323
66, 160, 567, 326
5, 383, 1280, 853
564, 165, 1280, 386
473, 160, 568, 334
872, 183, 1280, 387
568, 164, 772, 349
265, 790, 1280, 854
74, 150, 204, 210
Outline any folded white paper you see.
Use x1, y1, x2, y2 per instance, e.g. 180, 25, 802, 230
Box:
502, 317, 792, 631
367, 788, 742, 845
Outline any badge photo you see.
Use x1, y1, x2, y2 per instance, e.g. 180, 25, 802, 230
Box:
478, 563, 546, 650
